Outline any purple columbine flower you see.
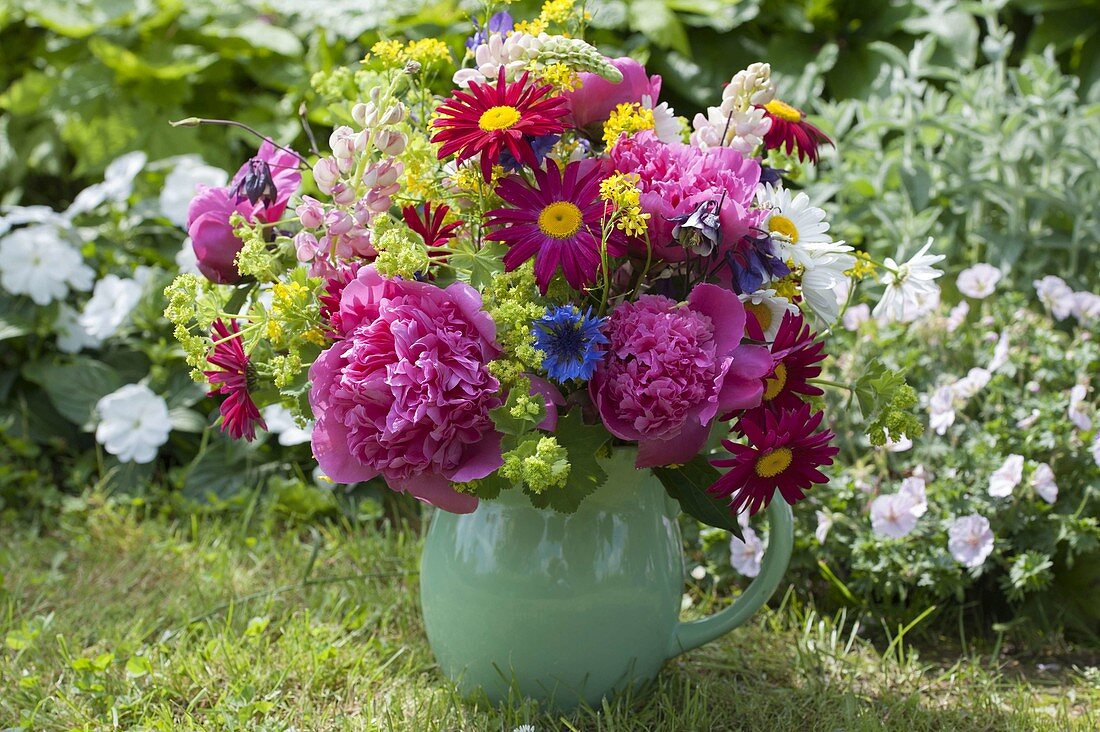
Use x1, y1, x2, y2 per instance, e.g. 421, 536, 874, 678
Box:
721, 232, 791, 295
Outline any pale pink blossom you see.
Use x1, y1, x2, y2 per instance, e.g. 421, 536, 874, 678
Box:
988, 454, 1024, 498
948, 514, 994, 568
729, 526, 765, 577
1068, 384, 1092, 431
1031, 462, 1058, 504
870, 491, 921, 539
956, 263, 1001, 299
1034, 275, 1075, 320
945, 301, 969, 332
815, 510, 832, 544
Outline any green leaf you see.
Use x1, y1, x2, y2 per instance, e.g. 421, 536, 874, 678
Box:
22, 358, 124, 428
0, 297, 33, 341
447, 239, 507, 290
654, 455, 742, 538
525, 411, 608, 514
629, 0, 690, 55
168, 407, 208, 434
125, 655, 152, 678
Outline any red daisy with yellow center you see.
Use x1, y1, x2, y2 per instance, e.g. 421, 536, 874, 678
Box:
431, 68, 569, 181
759, 99, 832, 164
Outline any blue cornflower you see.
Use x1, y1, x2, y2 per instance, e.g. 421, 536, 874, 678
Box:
532, 305, 609, 382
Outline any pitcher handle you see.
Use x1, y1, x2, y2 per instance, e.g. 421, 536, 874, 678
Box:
667, 491, 794, 659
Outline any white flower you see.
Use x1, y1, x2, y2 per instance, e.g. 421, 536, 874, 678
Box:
899, 476, 928, 517
800, 248, 856, 325
988, 331, 1010, 372
729, 527, 765, 577
512, 726, 537, 732
945, 301, 969, 333
738, 288, 796, 341
0, 225, 94, 305
690, 565, 707, 581
78, 273, 147, 340
952, 367, 991, 400
948, 514, 994, 568
1092, 434, 1100, 468
0, 204, 69, 236
641, 94, 682, 144
882, 428, 913, 452
175, 238, 201, 275
1015, 409, 1041, 429
1030, 463, 1058, 504
872, 238, 945, 324
160, 156, 229, 227
988, 454, 1024, 498
1033, 275, 1075, 320
54, 304, 103, 354
842, 303, 870, 331
757, 186, 840, 259
1071, 291, 1100, 323
692, 63, 774, 154
261, 404, 314, 446
65, 151, 147, 218
1068, 384, 1092, 431
452, 32, 542, 86
870, 491, 920, 539
95, 384, 171, 464
815, 510, 833, 544
956, 263, 1001, 299
928, 385, 956, 435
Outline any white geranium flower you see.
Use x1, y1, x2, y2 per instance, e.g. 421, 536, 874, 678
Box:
0, 205, 69, 236
160, 156, 229, 227
872, 238, 945, 324
988, 454, 1024, 498
1092, 434, 1100, 468
842, 303, 870, 331
175, 238, 201, 275
988, 331, 1010, 372
870, 491, 920, 539
739, 288, 796, 341
814, 510, 832, 544
952, 367, 991, 400
882, 428, 913, 452
899, 476, 928, 517
1068, 384, 1092, 431
945, 301, 969, 333
729, 526, 764, 577
1015, 409, 1041, 429
54, 304, 103, 354
956, 263, 1001, 299
948, 514, 994, 568
78, 273, 146, 340
1030, 463, 1058, 504
928, 385, 956, 435
261, 404, 314, 446
0, 225, 94, 305
95, 384, 171, 464
1033, 275, 1075, 320
1071, 291, 1100, 323
65, 151, 147, 218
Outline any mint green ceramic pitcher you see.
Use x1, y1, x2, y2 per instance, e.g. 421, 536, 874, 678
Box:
419, 448, 793, 711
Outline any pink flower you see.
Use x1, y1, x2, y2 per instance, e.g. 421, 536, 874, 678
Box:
608, 131, 763, 262
186, 140, 302, 284
564, 57, 661, 130
204, 319, 267, 441
590, 284, 771, 468
308, 267, 503, 513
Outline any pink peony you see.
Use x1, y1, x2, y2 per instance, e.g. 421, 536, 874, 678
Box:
608, 131, 763, 262
564, 57, 661, 130
309, 267, 503, 513
186, 139, 302, 283
590, 284, 771, 468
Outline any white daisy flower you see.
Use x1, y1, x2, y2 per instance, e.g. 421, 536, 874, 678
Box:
65, 151, 147, 218
988, 454, 1024, 498
95, 384, 172, 464
1068, 384, 1092, 431
800, 249, 856, 325
738, 288, 796, 341
814, 511, 833, 544
869, 491, 920, 539
160, 156, 228, 227
948, 514, 994, 568
872, 238, 945, 324
641, 94, 682, 144
945, 301, 969, 333
756, 185, 841, 261
0, 225, 94, 305
928, 384, 956, 435
729, 527, 764, 577
261, 404, 314, 446
54, 303, 103, 354
1033, 275, 1075, 320
78, 273, 147, 340
1031, 463, 1058, 504
956, 263, 1001, 299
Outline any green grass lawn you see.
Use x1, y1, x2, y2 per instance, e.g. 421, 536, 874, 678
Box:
1, 497, 1096, 731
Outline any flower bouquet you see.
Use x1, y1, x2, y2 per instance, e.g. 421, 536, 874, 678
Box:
165, 0, 933, 708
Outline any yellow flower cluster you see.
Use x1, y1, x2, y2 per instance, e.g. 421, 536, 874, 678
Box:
450, 162, 506, 193
846, 250, 878, 280
599, 173, 651, 237
602, 102, 655, 148
268, 281, 323, 347
537, 62, 580, 92
369, 38, 452, 69
483, 264, 545, 386
773, 273, 802, 301
515, 0, 580, 35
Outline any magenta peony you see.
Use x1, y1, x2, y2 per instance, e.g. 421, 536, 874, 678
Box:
186, 140, 301, 284
590, 284, 771, 468
309, 267, 504, 513
608, 131, 763, 262
564, 57, 661, 130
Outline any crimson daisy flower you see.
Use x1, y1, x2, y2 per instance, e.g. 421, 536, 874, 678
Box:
432, 68, 569, 181
318, 262, 361, 339
204, 319, 266, 441
486, 160, 625, 293
402, 201, 462, 249
759, 310, 826, 408
709, 402, 839, 516
759, 99, 832, 164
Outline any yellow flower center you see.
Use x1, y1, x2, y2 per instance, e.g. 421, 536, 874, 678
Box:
537, 201, 583, 239
745, 302, 772, 334
478, 105, 521, 132
755, 447, 793, 478
763, 362, 788, 401
768, 214, 799, 243
764, 99, 803, 123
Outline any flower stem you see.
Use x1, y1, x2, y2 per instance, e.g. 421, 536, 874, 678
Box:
170, 117, 310, 170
